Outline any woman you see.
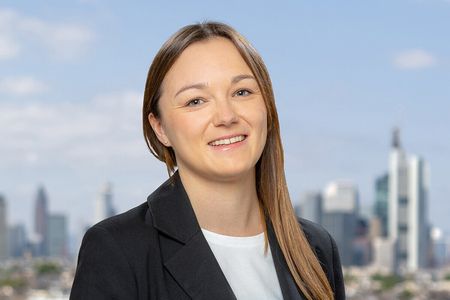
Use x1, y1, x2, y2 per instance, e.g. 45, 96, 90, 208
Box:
70, 22, 345, 300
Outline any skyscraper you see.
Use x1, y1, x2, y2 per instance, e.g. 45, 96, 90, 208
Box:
0, 195, 8, 261
34, 186, 48, 256
8, 223, 27, 258
353, 218, 372, 266
374, 173, 389, 237
299, 191, 323, 225
94, 182, 116, 224
322, 180, 359, 266
47, 214, 68, 258
388, 128, 429, 272
430, 227, 447, 268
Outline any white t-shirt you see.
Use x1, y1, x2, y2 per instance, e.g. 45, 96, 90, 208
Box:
201, 228, 283, 300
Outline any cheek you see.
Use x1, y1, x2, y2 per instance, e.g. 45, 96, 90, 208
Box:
255, 104, 268, 134
247, 105, 268, 145
163, 113, 207, 146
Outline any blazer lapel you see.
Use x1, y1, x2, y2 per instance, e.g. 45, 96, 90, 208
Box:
267, 221, 306, 300
147, 172, 236, 300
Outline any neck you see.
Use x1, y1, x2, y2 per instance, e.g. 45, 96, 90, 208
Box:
178, 168, 263, 237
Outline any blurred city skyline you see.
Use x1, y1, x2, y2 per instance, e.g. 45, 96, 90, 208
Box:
1, 0, 449, 240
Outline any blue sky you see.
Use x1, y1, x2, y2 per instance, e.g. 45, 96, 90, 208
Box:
1, 0, 449, 240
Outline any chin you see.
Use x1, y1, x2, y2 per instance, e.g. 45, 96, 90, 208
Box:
209, 166, 255, 182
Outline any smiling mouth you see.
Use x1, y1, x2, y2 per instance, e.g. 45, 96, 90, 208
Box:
208, 135, 247, 146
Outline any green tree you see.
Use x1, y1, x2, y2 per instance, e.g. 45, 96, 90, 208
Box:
399, 289, 414, 300
371, 273, 403, 290
34, 261, 62, 276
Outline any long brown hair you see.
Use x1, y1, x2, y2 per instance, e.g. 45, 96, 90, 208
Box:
142, 22, 334, 300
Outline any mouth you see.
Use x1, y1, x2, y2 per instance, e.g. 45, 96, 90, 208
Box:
208, 135, 247, 147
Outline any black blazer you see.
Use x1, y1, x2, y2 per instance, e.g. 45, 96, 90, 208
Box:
70, 172, 345, 300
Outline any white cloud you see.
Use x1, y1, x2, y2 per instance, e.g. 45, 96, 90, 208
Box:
19, 18, 94, 59
0, 34, 19, 59
0, 9, 20, 59
393, 49, 437, 70
0, 76, 48, 95
0, 7, 94, 60
0, 8, 17, 28
0, 91, 145, 168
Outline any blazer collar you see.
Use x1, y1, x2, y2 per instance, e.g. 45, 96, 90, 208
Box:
147, 171, 304, 300
147, 171, 236, 299
147, 171, 198, 243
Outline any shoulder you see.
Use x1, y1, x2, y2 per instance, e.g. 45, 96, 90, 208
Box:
297, 217, 334, 252
297, 217, 337, 266
71, 203, 154, 298
91, 201, 151, 237
297, 217, 345, 299
80, 201, 158, 264
297, 218, 330, 244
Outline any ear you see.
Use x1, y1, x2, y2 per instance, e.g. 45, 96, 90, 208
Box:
148, 113, 171, 147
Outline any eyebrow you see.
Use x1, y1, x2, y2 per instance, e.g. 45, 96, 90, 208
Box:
231, 74, 255, 84
174, 74, 256, 97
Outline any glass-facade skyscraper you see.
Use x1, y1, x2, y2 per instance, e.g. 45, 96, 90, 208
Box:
374, 173, 389, 237
34, 186, 48, 256
94, 182, 116, 224
322, 180, 359, 266
388, 128, 429, 272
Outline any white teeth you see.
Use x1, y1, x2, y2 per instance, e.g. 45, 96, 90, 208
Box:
210, 135, 246, 146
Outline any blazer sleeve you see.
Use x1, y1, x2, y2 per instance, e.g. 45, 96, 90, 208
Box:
70, 225, 137, 300
328, 232, 345, 300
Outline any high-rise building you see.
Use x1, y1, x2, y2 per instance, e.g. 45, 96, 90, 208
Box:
34, 186, 48, 256
299, 191, 323, 225
47, 214, 68, 258
372, 237, 397, 273
0, 195, 8, 261
430, 227, 447, 268
8, 224, 27, 258
94, 182, 116, 224
322, 180, 359, 266
323, 181, 359, 213
388, 128, 429, 272
353, 218, 372, 266
374, 173, 389, 237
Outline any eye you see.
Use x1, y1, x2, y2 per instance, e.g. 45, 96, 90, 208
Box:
186, 98, 204, 107
234, 89, 252, 97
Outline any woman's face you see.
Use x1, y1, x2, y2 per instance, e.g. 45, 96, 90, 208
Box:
149, 37, 267, 182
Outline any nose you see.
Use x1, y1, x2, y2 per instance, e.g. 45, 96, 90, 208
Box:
212, 99, 238, 127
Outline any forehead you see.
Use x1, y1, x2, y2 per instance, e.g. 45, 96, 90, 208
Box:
162, 37, 254, 92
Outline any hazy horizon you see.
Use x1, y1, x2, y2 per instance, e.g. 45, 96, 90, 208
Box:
1, 0, 449, 240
